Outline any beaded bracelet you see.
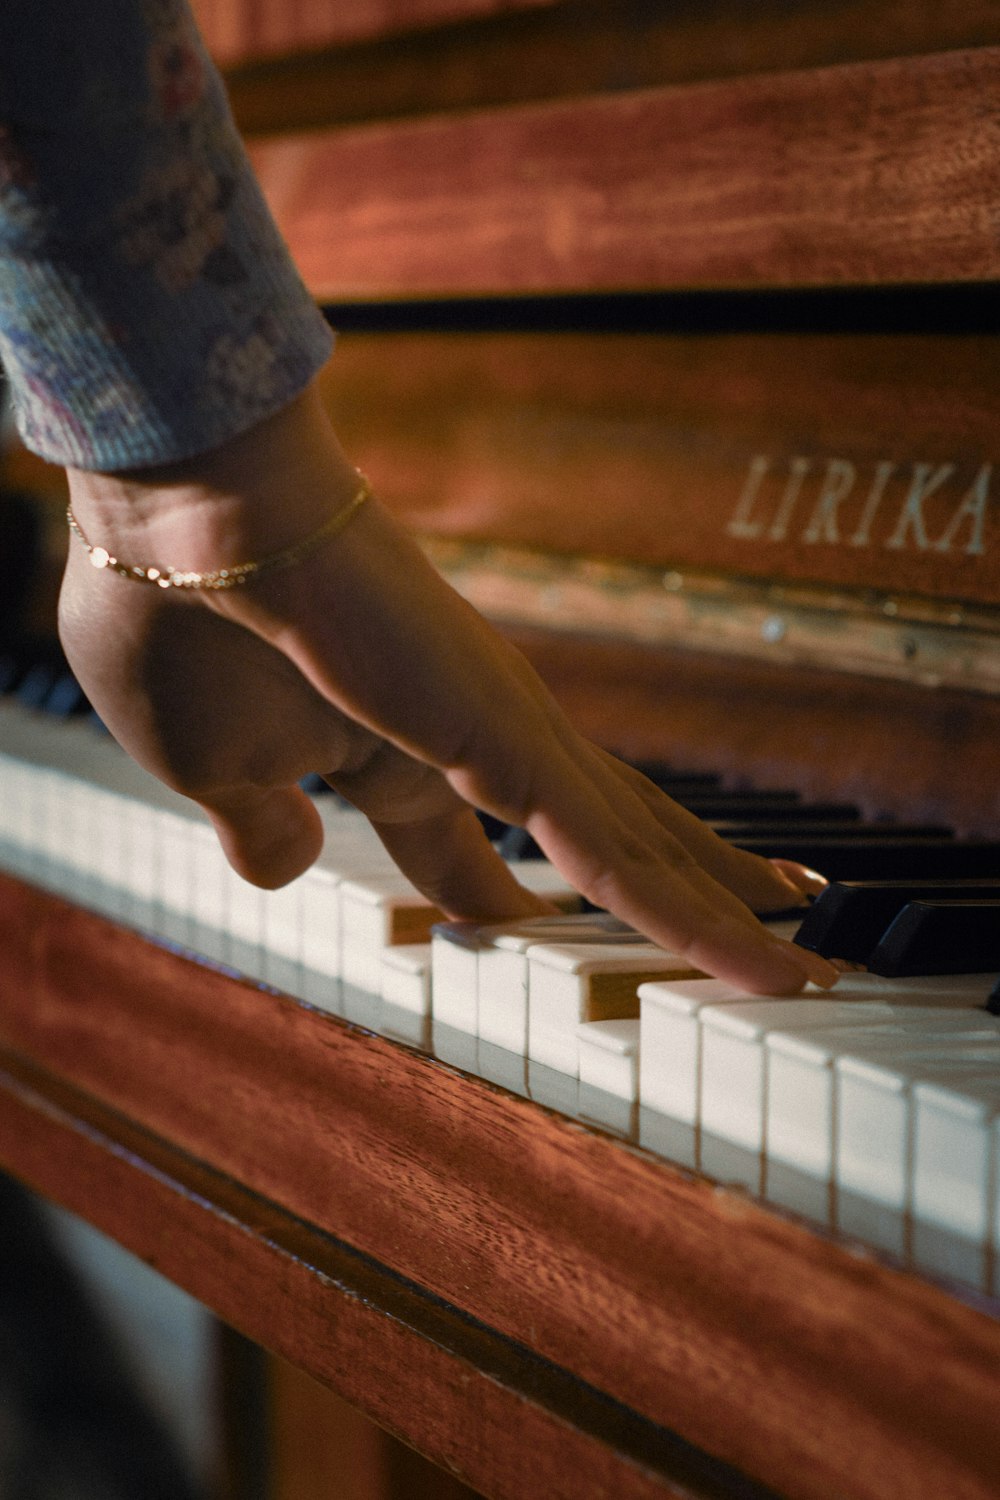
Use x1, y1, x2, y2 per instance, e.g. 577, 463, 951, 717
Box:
67, 473, 372, 591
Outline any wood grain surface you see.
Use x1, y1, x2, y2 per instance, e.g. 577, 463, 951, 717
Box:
191, 0, 557, 67
319, 330, 1000, 604
508, 626, 1000, 839
218, 0, 1000, 136
1, 873, 999, 1500
248, 48, 1000, 299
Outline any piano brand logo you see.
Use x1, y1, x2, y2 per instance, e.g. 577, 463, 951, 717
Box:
726, 455, 993, 557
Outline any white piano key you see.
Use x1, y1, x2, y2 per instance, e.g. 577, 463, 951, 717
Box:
261, 876, 305, 963
638, 971, 996, 1142
699, 988, 1000, 1192
477, 1040, 529, 1097
432, 1019, 480, 1073
528, 941, 699, 1077
430, 922, 485, 1032
343, 859, 580, 999
433, 911, 640, 1044
340, 871, 431, 993
380, 942, 432, 1015
765, 1010, 1000, 1222
836, 1044, 1000, 1257
189, 821, 230, 937
475, 914, 637, 1054
577, 1017, 640, 1102
697, 998, 872, 1191
911, 1073, 1000, 1289
638, 977, 743, 1132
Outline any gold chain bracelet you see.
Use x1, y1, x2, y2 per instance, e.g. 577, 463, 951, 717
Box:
67, 472, 372, 591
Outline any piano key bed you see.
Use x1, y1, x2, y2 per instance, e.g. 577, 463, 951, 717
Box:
2, 695, 1000, 1499
2, 698, 998, 1291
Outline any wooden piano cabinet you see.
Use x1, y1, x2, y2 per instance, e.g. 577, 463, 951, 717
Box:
1, 871, 999, 1500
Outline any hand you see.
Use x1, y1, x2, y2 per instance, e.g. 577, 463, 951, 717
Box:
59, 384, 838, 994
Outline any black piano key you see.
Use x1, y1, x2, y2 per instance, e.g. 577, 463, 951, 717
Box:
730, 838, 1000, 881
987, 977, 1000, 1016
794, 880, 1000, 962
15, 662, 63, 710
498, 825, 544, 860
718, 822, 951, 842
40, 673, 88, 718
674, 798, 860, 821
627, 762, 721, 790
867, 900, 1000, 977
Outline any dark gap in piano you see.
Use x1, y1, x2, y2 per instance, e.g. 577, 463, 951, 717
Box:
322, 283, 1000, 337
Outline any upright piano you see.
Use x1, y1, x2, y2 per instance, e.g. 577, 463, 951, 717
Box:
2, 4, 1000, 1497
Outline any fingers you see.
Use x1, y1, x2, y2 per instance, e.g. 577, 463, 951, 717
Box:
770, 858, 829, 898
326, 740, 554, 921
200, 784, 324, 888
372, 804, 554, 923
588, 749, 813, 915
507, 743, 839, 994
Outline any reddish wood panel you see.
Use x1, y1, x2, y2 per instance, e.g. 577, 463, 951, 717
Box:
222, 1, 1000, 138
249, 48, 1000, 299
321, 331, 1000, 605
508, 626, 1000, 839
0, 1049, 683, 1500
191, 0, 556, 68
1, 876, 999, 1500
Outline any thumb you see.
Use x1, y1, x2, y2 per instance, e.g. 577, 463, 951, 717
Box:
200, 785, 324, 888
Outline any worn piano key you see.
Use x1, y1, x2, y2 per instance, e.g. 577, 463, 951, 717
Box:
794, 879, 1000, 962
342, 860, 579, 994
527, 941, 699, 1076
868, 900, 1000, 977
836, 1045, 1000, 1257
764, 1010, 1000, 1224
431, 911, 637, 1037
911, 1073, 1000, 1289
731, 836, 1000, 880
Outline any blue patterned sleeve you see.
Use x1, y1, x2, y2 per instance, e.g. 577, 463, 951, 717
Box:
0, 0, 333, 471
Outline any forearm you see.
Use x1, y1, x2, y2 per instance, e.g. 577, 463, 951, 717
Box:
0, 0, 332, 471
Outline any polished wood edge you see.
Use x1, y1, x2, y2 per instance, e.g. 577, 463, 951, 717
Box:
218, 1, 1000, 129
2, 871, 1000, 1500
0, 1045, 768, 1500
247, 47, 1000, 298
422, 537, 1000, 695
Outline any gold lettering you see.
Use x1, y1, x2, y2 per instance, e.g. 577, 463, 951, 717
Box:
802, 458, 856, 544
767, 456, 811, 542
725, 455, 771, 539
849, 460, 896, 548
933, 464, 991, 556
885, 462, 955, 551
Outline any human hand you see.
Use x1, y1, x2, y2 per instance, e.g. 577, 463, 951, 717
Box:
59, 384, 837, 994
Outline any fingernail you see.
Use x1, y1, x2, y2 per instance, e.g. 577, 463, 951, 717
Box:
794, 946, 840, 989
762, 932, 839, 991
797, 866, 829, 897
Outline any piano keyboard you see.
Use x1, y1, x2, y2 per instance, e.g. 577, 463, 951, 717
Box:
1, 696, 998, 1297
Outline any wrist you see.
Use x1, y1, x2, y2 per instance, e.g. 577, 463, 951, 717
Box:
65, 385, 363, 576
